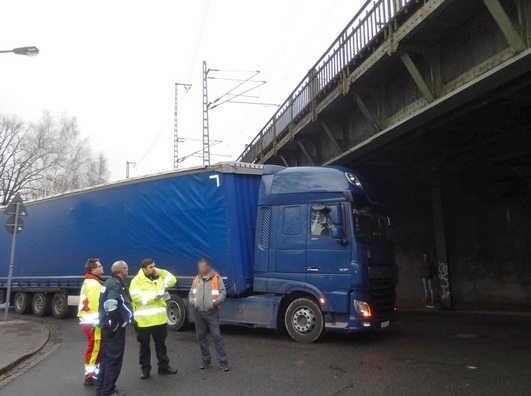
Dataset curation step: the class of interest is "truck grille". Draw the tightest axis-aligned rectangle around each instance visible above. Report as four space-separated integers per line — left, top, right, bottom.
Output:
368 266 394 315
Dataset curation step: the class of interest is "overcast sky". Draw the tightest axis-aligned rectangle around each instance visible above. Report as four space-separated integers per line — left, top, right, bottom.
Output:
1 0 364 180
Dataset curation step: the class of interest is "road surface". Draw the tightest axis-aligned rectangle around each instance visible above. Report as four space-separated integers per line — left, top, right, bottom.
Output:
1 311 530 396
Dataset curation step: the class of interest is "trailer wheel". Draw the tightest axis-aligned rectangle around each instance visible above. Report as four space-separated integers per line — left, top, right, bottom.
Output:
284 298 324 343
14 292 32 314
166 294 187 331
51 293 68 319
32 293 51 317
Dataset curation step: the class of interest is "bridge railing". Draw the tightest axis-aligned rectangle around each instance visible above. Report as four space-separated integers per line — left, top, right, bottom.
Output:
238 0 413 162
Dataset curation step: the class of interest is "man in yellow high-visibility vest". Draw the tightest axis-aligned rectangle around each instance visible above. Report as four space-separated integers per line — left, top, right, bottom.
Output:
129 258 177 379
77 258 105 386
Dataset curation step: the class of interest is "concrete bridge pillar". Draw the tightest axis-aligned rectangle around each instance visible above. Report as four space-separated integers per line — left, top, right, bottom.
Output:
431 186 453 309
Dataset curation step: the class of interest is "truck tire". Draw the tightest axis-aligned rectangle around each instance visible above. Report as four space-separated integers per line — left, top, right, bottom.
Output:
285 297 324 343
166 294 187 331
32 293 51 317
51 293 68 319
14 292 32 314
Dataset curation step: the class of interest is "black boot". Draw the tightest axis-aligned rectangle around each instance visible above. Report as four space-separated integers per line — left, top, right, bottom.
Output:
158 366 177 375
140 369 151 379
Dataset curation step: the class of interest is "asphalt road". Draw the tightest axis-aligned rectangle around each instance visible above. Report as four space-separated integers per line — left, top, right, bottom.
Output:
1 310 530 396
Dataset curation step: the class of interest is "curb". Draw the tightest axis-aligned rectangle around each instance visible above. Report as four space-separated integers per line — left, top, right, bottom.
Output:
397 308 531 317
0 320 50 376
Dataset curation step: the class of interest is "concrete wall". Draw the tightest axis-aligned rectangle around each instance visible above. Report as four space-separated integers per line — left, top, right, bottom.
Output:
443 169 531 310
391 188 438 305
392 166 531 310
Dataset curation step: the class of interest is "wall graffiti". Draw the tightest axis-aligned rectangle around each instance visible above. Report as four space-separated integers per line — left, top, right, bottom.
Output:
438 262 451 303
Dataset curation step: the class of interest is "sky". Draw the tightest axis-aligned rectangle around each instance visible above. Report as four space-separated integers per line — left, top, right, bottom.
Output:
1 0 364 181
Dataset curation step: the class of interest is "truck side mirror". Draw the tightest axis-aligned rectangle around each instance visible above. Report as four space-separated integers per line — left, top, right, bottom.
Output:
329 205 343 225
331 226 348 245
331 227 344 239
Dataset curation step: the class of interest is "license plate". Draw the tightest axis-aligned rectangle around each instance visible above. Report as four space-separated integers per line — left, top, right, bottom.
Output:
381 320 390 328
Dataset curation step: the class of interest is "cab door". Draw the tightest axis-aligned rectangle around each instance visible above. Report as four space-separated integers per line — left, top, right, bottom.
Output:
274 205 307 280
306 203 351 313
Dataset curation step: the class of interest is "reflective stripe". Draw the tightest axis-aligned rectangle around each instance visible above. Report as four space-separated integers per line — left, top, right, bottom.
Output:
79 312 99 325
77 293 87 311
130 288 157 306
134 307 166 317
138 291 157 305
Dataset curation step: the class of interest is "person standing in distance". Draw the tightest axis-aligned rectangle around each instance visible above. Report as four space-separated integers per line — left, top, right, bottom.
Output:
78 258 105 386
419 253 436 306
189 258 229 371
129 258 177 379
97 261 133 396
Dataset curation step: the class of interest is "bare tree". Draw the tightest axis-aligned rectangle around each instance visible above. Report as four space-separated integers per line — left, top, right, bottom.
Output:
0 111 110 204
0 115 53 204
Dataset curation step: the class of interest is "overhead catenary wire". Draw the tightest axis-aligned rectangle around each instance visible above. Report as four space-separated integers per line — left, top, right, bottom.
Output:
223 0 348 151
133 131 163 169
208 70 266 110
187 0 211 81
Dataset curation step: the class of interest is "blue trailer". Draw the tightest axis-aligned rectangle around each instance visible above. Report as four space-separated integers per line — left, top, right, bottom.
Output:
0 162 396 342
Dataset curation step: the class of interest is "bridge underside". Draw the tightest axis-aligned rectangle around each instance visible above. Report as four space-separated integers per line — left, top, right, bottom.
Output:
354 67 531 310
250 0 531 309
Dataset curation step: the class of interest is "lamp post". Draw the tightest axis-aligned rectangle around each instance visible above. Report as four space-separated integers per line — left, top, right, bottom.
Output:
0 46 39 56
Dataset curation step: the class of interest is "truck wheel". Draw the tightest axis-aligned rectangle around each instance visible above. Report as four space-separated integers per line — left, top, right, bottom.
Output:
51 293 68 319
166 294 187 331
285 298 324 343
32 293 51 317
14 292 32 314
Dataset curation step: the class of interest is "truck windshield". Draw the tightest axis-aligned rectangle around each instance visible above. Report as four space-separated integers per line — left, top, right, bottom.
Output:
352 194 391 242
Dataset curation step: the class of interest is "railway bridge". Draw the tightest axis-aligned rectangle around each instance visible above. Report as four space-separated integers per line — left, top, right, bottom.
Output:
240 0 531 309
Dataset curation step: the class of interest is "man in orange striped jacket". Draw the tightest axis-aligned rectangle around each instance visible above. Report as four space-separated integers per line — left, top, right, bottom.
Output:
77 258 105 386
189 258 229 371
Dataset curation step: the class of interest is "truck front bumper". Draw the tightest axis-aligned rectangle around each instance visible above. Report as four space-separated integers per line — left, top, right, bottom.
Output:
324 290 397 333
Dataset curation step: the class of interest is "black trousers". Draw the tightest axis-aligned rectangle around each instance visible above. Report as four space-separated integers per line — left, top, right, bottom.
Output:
96 326 126 396
136 324 170 371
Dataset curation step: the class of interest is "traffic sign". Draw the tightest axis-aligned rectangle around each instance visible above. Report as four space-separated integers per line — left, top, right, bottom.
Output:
2 193 27 321
5 215 24 235
3 193 27 216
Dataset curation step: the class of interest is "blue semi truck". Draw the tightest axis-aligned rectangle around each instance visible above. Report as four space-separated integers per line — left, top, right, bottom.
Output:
0 162 396 342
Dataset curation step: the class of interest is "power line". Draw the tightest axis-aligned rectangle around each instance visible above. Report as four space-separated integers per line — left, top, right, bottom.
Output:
225 100 280 107
187 0 211 81
209 81 267 110
208 68 260 73
137 131 163 167
207 70 268 110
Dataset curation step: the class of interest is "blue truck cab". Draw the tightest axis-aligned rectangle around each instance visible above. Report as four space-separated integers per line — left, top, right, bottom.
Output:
249 165 396 342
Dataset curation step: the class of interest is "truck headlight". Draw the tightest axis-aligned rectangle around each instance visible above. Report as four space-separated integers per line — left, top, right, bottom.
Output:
354 300 371 318
345 172 363 189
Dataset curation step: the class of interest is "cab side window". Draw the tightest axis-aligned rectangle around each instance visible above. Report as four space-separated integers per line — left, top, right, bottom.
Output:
310 208 334 236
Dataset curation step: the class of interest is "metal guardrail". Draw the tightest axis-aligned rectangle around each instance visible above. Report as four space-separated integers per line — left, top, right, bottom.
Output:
238 0 414 162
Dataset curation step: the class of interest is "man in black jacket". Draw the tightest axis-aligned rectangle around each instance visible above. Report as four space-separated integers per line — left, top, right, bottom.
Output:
96 261 133 396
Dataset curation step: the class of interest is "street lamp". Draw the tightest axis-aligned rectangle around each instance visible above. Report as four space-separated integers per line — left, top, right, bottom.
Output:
0 46 39 56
